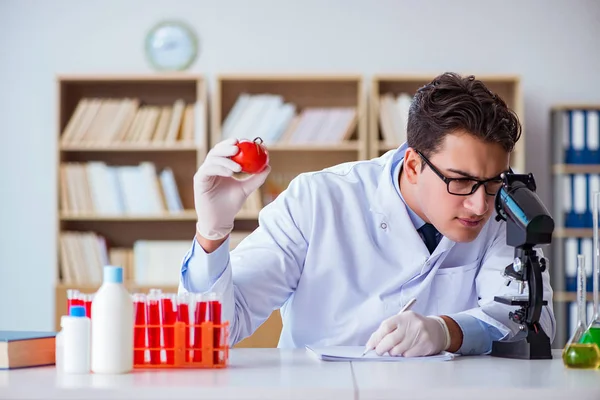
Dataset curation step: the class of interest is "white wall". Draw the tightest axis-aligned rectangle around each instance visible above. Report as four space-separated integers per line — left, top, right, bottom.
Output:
0 0 599 331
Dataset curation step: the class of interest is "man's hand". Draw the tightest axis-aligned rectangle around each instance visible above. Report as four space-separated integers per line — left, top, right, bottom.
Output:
194 138 270 243
365 311 451 357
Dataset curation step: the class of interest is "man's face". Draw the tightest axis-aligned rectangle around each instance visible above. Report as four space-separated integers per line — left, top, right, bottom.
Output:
411 131 510 243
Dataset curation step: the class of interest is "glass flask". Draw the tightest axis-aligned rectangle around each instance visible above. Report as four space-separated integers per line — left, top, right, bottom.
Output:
562 254 600 369
581 191 600 349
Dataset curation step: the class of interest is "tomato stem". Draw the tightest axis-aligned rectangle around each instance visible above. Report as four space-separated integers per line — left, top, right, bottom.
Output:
253 137 263 153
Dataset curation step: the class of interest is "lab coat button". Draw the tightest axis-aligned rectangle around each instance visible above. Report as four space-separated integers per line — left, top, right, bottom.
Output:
380 223 387 229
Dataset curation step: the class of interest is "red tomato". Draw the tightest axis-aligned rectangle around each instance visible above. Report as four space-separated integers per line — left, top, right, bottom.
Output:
230 137 269 174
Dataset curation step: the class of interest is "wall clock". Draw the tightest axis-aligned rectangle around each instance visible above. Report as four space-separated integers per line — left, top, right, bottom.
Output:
145 20 199 71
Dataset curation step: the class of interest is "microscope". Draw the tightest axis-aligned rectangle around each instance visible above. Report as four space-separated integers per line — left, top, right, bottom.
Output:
491 171 555 360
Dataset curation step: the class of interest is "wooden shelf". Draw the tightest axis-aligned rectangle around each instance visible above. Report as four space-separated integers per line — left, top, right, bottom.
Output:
554 291 595 302
377 142 400 152
553 164 600 174
213 74 367 157
554 228 593 238
551 104 600 111
369 74 525 172
55 282 179 291
60 211 197 222
56 74 207 333
212 73 368 223
235 210 260 220
60 143 199 152
267 142 361 152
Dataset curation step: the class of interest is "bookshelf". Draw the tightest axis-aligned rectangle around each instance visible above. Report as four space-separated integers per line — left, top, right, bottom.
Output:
550 104 600 347
369 74 526 173
209 74 367 346
213 74 367 174
55 74 207 330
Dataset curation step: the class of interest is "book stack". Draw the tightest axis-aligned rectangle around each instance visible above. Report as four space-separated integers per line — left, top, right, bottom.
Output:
0 331 56 370
378 93 413 146
221 93 357 145
60 98 196 146
59 162 183 215
59 233 251 286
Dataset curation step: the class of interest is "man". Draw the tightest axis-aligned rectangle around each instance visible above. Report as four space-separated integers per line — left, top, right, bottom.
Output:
180 72 555 357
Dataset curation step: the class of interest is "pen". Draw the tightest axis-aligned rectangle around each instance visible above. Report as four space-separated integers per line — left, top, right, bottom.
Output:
361 298 417 357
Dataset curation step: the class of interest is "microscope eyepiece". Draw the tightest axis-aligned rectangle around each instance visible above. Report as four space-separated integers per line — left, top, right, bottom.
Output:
494 172 554 248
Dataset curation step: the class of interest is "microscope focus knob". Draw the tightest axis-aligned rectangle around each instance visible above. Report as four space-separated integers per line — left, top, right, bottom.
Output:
540 257 547 273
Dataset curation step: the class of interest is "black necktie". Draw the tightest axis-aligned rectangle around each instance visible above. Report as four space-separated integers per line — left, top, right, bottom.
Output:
419 223 439 254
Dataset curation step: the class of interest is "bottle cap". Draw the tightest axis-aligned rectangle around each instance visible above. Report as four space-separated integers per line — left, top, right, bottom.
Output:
69 305 86 317
104 265 123 284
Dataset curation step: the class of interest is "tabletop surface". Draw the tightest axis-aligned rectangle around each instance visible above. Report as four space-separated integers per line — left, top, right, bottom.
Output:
1 349 354 400
2 348 600 400
352 349 600 400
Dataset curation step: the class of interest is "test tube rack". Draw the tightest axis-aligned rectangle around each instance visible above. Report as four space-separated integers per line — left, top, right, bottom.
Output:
134 320 230 369
66 289 230 369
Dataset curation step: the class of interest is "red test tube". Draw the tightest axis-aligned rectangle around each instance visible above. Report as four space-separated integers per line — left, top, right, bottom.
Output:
133 293 147 365
161 293 176 365
83 293 93 319
177 293 192 362
193 293 208 362
207 292 223 364
146 289 162 365
67 289 83 315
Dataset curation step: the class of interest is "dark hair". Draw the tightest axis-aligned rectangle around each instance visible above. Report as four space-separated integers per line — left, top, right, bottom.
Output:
407 72 522 161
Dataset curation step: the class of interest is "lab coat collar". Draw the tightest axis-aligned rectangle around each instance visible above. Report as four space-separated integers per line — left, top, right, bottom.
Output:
371 143 456 258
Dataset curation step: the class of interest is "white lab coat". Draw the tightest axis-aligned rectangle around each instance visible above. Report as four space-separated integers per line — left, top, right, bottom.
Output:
180 143 556 348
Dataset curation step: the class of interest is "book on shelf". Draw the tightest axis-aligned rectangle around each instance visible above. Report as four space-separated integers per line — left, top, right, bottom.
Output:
60 97 198 146
59 161 184 215
221 93 357 145
0 331 56 370
555 108 600 164
59 232 251 286
378 92 413 146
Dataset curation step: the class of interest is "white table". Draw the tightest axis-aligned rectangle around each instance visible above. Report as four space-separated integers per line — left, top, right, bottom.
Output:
1 349 600 399
352 349 600 400
0 349 354 400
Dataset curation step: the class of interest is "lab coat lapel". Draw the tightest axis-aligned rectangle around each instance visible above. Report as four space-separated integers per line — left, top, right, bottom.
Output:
371 144 456 271
371 145 430 267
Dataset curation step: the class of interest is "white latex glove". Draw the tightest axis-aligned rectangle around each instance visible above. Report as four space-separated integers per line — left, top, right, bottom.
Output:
194 138 271 240
365 311 451 357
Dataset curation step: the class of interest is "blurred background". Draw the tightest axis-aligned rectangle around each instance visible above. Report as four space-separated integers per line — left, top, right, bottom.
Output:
0 0 599 349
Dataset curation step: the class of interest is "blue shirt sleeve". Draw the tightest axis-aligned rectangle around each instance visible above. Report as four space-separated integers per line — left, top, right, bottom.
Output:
180 236 231 293
449 313 505 355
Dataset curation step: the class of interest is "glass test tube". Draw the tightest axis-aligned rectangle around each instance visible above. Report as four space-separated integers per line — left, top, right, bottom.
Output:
581 191 600 347
161 293 177 365
133 293 148 365
193 293 207 362
83 293 93 318
176 293 192 362
66 289 83 315
208 292 223 364
563 254 600 368
146 289 162 365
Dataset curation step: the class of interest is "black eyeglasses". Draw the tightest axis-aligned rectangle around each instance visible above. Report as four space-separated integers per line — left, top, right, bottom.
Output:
415 150 505 196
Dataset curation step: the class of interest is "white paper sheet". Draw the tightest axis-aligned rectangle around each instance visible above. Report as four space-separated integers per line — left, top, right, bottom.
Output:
305 345 455 362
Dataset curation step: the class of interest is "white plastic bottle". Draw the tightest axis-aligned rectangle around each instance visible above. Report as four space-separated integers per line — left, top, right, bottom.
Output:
62 305 91 374
91 265 134 374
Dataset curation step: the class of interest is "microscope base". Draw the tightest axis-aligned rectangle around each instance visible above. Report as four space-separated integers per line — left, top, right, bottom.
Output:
491 328 552 360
